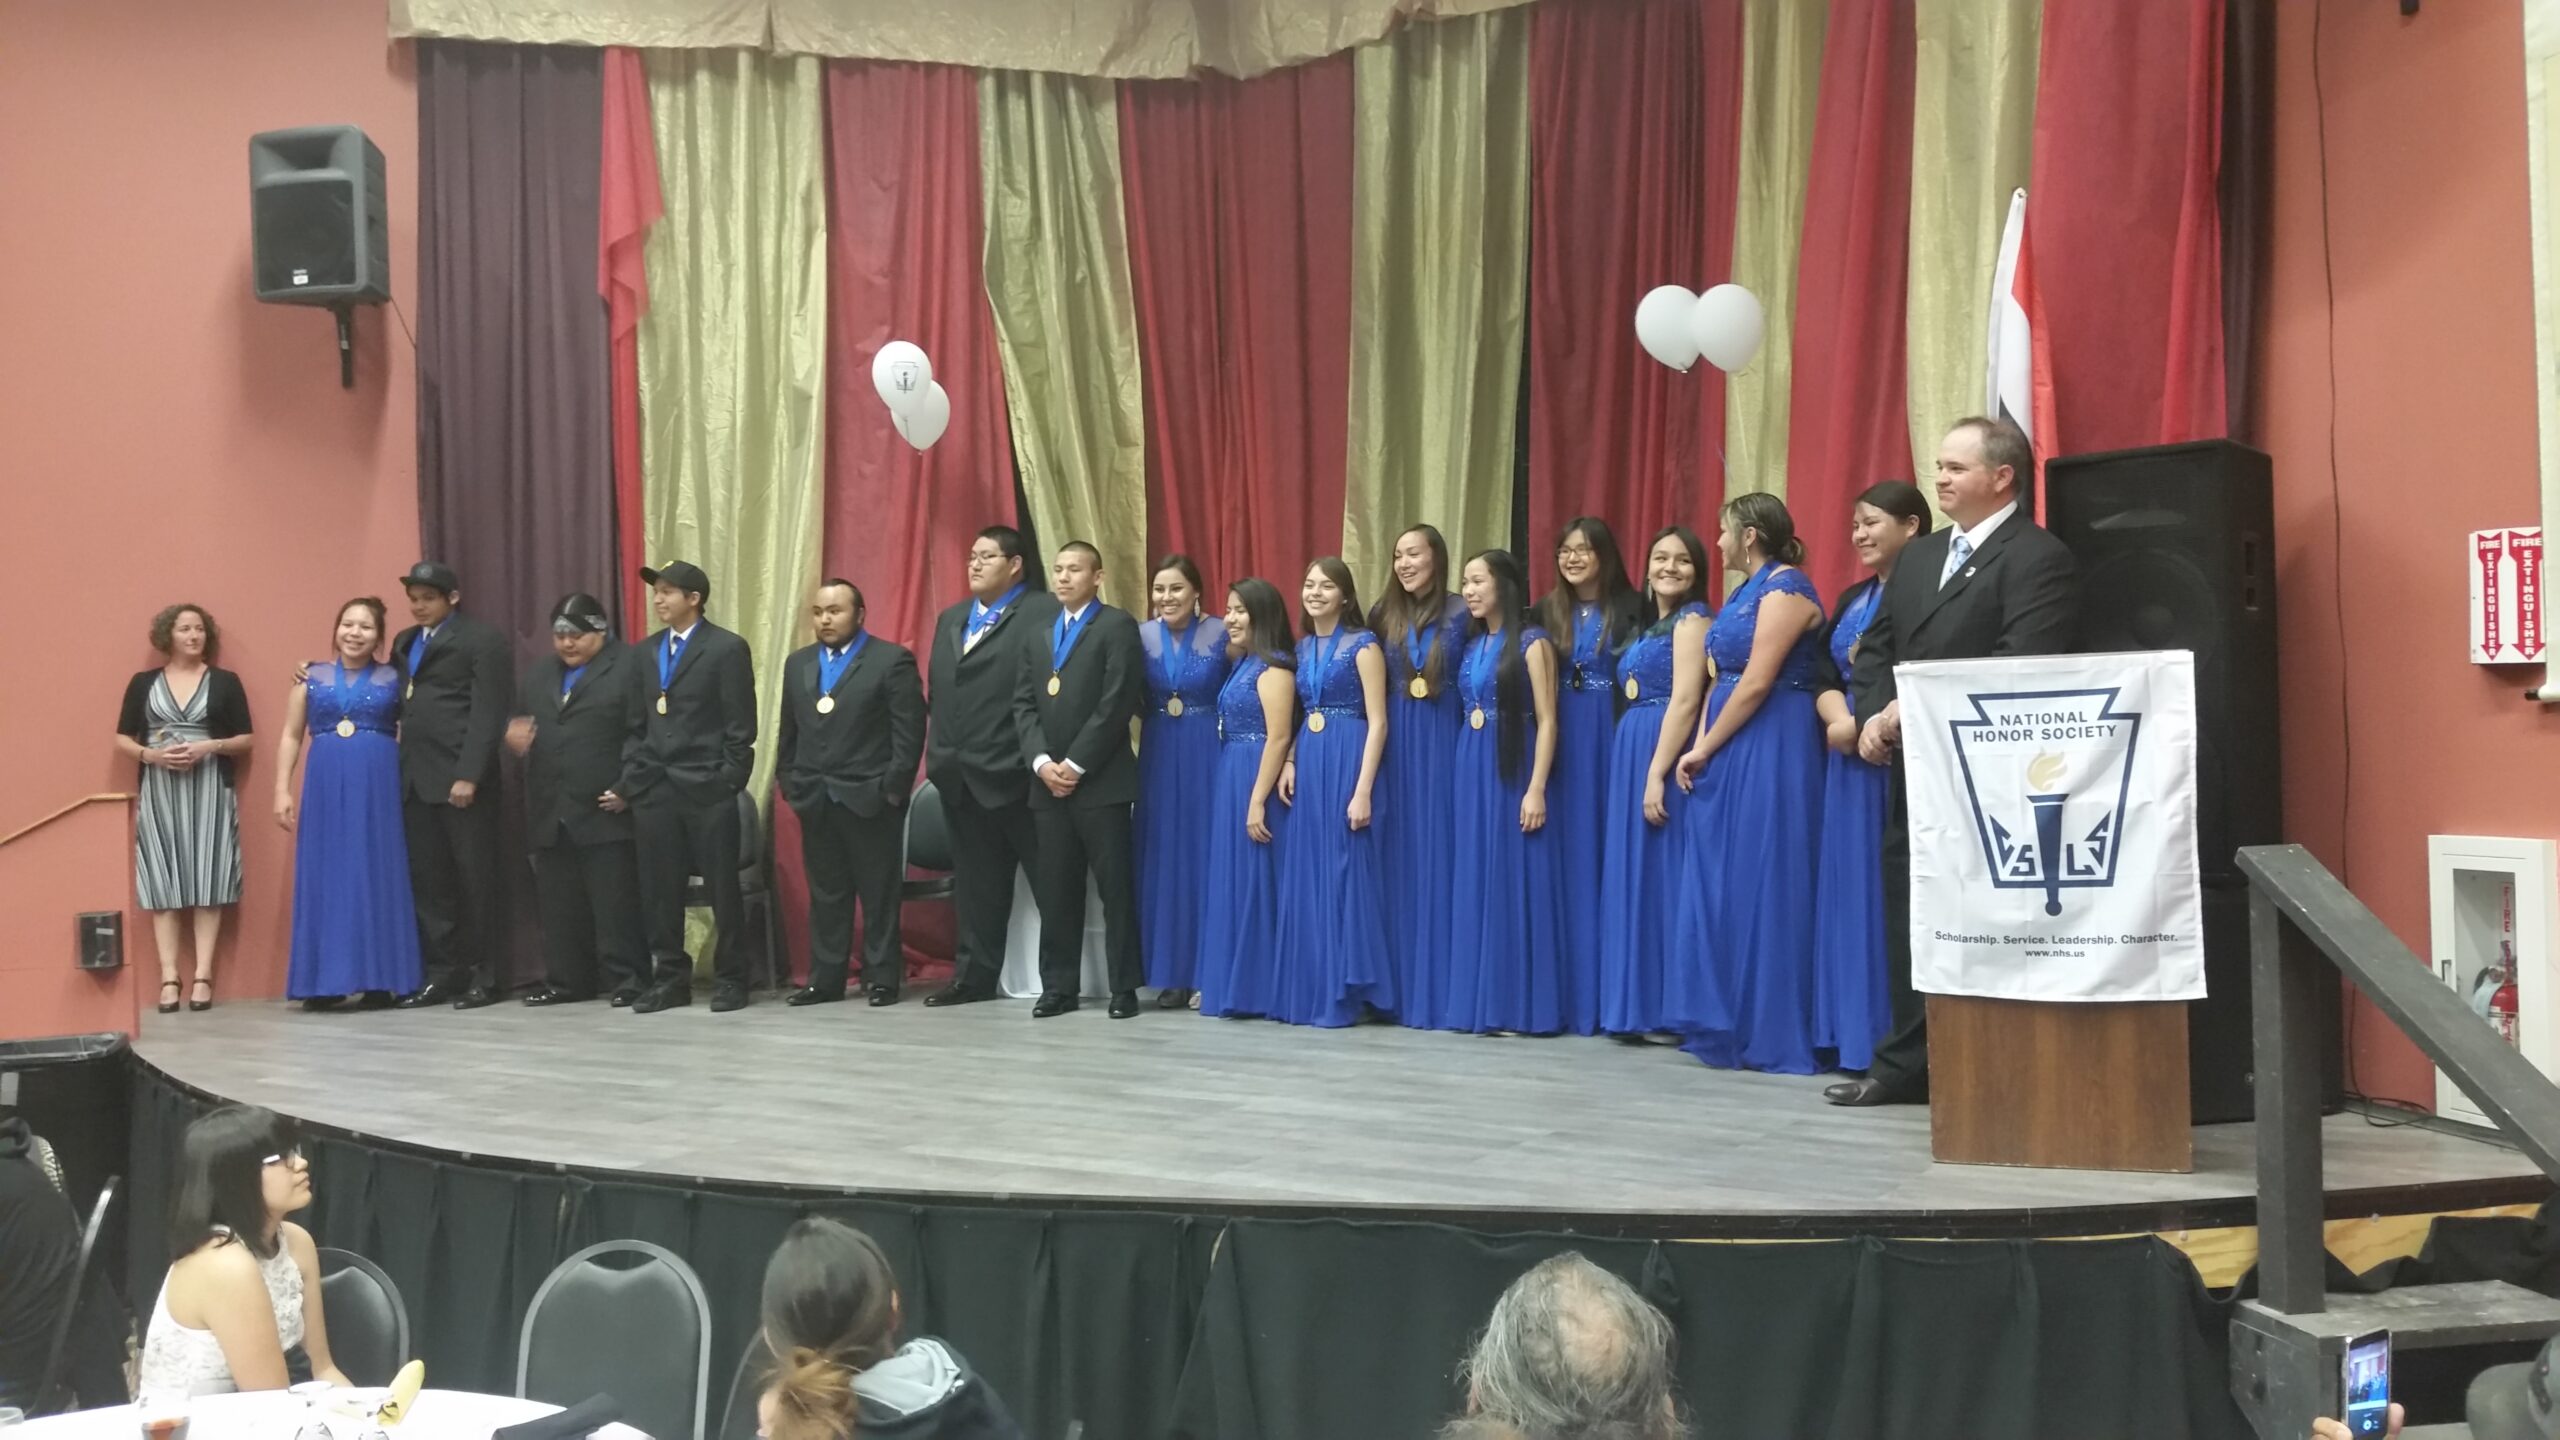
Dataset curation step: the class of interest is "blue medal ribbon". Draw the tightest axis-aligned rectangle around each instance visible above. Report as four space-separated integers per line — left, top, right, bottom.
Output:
407 626 434 680
659 627 690 692
1051 607 1095 676
1462 631 1502 708
967 583 1026 645
818 631 869 696
1301 629 1346 709
559 662 587 701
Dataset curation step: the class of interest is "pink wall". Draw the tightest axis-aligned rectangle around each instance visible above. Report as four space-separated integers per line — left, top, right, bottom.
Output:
2262 0 2560 1104
0 1 419 1038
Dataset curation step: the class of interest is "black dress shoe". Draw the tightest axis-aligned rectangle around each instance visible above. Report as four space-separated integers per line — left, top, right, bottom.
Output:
609 988 640 1008
1154 987 1191 1011
710 983 748 1013
1108 990 1140 1019
397 983 455 1009
785 986 843 1007
522 987 588 1007
632 985 691 1014
1031 992 1080 1018
866 986 900 1007
452 987 502 1011
356 990 400 1010
299 996 344 1013
924 980 996 1008
1822 1076 1916 1108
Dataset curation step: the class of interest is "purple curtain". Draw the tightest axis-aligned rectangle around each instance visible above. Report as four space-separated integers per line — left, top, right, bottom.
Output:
416 40 612 986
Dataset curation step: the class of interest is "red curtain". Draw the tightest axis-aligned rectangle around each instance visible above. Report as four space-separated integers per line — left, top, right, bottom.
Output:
1119 57 1354 599
1787 0 1916 603
597 46 660 636
1526 0 1745 561
2027 0 2227 455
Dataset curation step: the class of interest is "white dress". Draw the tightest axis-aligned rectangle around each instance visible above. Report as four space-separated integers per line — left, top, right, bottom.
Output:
137 1231 305 1399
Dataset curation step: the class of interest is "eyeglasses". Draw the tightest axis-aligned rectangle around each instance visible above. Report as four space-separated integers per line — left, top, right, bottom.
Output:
1555 544 1597 560
261 1149 307 1169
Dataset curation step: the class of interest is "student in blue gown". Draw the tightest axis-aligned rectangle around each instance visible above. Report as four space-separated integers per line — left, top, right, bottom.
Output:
1194 579 1298 1020
1134 555 1233 1008
1596 526 1714 1039
1672 494 1828 1073
1270 559 1396 1027
1368 523 1465 1023
1812 482 1932 1070
1537 517 1647 1035
1437 550 1568 1035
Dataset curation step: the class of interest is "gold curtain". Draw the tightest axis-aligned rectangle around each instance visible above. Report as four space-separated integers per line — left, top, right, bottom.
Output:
1341 10 1532 598
1904 0 2041 491
1723 0 1829 503
636 47 827 824
979 70 1150 603
390 0 768 49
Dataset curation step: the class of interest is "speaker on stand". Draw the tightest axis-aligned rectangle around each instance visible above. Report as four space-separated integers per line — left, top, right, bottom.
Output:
2045 439 2342 1122
249 125 389 388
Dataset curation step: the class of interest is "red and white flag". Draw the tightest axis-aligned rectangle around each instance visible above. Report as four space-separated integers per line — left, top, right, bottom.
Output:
1986 187 2058 517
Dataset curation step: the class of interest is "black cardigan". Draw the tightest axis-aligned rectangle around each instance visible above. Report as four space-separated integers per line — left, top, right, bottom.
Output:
117 666 253 786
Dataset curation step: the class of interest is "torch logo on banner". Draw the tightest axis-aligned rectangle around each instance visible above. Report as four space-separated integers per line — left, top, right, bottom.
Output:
1951 689 2143 917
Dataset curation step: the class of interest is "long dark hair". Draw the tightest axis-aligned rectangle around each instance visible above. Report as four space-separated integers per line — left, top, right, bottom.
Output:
759 1218 900 1440
1854 479 1933 535
1538 517 1645 658
1300 557 1368 638
169 1104 296 1259
1465 549 1538 784
1721 492 1806 569
1370 524 1453 689
1641 526 1714 633
1228 579 1298 670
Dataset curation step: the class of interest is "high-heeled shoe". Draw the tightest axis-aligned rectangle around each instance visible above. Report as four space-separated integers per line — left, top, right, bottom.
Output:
188 979 213 1012
157 981 180 1015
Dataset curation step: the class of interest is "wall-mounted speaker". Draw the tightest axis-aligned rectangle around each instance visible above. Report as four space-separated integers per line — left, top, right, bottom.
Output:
249 125 388 307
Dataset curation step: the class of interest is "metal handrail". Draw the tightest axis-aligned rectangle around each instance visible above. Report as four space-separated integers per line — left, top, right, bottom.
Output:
2240 842 2560 1314
0 794 130 851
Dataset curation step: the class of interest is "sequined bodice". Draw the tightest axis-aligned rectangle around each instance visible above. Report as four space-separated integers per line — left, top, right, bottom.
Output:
1708 568 1824 690
1565 604 1614 690
303 661 402 734
1143 617 1231 711
1617 603 1709 705
1296 629 1376 713
1218 657 1279 742
1458 627 1552 711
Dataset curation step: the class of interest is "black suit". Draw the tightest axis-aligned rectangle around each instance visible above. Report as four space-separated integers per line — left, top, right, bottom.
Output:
624 619 759 992
391 610 514 992
1849 508 2079 1097
926 586 1061 989
778 634 924 996
518 644 649 998
1015 601 1145 996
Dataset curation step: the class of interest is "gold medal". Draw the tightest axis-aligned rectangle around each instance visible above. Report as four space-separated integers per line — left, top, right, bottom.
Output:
1307 712 1327 734
1469 707 1486 730
816 694 835 715
335 718 356 738
1166 696 1185 718
1408 675 1429 700
1047 674 1062 696
656 694 668 714
1625 676 1640 701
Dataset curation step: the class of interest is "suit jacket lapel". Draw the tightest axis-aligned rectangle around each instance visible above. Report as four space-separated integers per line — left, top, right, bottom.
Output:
663 625 708 691
964 599 1023 665
1912 521 2019 636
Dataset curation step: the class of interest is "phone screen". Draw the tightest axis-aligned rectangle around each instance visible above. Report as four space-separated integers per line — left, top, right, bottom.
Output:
2343 1329 2392 1437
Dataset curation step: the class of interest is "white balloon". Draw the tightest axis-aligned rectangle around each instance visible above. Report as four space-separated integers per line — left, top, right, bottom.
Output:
872 341 934 416
1688 284 1766 374
1633 285 1701 372
895 382 952 451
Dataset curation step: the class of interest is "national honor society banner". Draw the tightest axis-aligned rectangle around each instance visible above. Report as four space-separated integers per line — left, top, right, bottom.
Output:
1898 651 2206 1002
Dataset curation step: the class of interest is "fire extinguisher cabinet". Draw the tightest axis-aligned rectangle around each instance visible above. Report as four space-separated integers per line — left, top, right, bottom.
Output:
2429 834 2560 1127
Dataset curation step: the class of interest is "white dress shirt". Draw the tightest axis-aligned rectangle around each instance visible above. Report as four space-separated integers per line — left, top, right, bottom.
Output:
1939 500 2019 588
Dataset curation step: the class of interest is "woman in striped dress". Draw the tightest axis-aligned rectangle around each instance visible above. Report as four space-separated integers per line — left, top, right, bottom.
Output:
115 604 253 1014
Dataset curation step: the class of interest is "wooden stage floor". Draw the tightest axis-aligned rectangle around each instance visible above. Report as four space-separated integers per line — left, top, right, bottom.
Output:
136 997 2550 1236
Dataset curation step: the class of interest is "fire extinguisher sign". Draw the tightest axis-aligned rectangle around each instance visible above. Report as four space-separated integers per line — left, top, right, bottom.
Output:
2471 527 2548 665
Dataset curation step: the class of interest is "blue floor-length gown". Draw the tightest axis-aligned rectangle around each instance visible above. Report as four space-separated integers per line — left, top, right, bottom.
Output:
1373 594 1465 1024
1196 657 1292 1019
1812 578 1892 1070
1552 603 1616 1035
287 660 424 999
1675 566 1828 1074
1596 602 1709 1035
1436 627 1570 1035
1135 616 1233 992
1270 628 1396 1026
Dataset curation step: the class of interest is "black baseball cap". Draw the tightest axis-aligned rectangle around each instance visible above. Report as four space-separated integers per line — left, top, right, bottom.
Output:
550 593 612 636
399 561 459 595
2470 1335 2560 1440
640 559 710 602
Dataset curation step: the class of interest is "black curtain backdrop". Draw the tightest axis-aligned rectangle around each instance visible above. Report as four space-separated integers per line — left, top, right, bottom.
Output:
414 40 614 988
130 1066 2262 1440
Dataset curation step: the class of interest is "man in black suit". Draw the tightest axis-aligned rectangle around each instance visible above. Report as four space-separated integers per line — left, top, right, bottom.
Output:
623 559 760 1014
1016 540 1146 1019
506 593 649 1007
778 578 924 1008
388 561 514 1010
1830 416 2080 1107
922 526 1059 1008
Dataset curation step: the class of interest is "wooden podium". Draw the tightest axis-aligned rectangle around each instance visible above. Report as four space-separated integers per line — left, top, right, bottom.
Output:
1927 994 2194 1172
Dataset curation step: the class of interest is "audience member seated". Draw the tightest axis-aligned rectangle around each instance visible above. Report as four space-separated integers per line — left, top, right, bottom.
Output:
137 1105 347 1397
1441 1252 1682 1440
757 1216 1025 1440
0 1113 127 1412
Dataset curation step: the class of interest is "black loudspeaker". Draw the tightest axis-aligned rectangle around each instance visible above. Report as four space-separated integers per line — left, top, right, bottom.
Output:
2046 439 2326 1122
249 125 388 306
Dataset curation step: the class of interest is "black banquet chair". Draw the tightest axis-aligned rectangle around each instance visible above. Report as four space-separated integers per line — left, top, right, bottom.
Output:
33 1174 117 1416
316 1247 410 1387
519 1239 713 1440
683 789 782 993
717 1334 766 1440
901 779 954 905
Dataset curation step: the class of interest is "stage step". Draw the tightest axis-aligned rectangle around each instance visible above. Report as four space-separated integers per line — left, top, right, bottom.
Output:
2233 1283 2560 1438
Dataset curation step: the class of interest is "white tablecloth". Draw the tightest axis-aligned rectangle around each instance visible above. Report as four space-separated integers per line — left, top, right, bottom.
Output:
20 1390 559 1440
997 868 1114 999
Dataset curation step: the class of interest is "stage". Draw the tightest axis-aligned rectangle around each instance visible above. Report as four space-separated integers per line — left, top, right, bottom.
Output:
133 997 2546 1237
